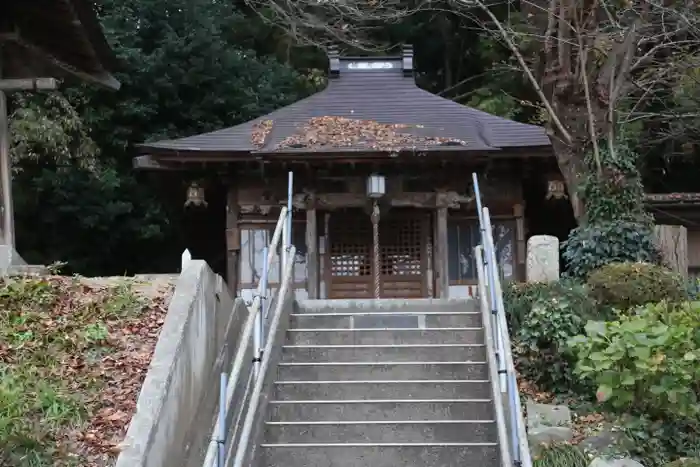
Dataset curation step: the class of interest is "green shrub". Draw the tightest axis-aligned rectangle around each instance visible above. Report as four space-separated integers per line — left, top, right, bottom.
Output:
623 415 700 467
562 221 661 279
504 280 599 394
686 277 700 301
570 301 700 418
533 443 588 467
587 262 685 311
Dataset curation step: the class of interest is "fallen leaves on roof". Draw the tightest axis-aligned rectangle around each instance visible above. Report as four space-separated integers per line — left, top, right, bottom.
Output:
251 119 274 148
0 274 175 467
275 116 467 151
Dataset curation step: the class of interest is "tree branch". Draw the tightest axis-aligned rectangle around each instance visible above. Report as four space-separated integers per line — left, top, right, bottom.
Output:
463 0 574 144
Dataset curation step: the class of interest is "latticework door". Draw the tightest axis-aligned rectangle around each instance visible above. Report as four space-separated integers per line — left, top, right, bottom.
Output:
327 210 373 298
379 211 429 298
326 209 429 299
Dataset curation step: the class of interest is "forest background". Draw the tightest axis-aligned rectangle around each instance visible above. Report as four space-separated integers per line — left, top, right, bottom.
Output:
14 0 700 276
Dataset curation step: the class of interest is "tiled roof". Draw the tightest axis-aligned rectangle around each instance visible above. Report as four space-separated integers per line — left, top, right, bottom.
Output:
138 46 550 157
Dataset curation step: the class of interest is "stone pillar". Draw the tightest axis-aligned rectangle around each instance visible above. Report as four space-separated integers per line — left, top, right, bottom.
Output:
526 235 559 282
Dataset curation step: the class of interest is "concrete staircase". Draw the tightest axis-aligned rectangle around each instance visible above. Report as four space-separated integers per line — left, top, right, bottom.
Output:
258 299 503 467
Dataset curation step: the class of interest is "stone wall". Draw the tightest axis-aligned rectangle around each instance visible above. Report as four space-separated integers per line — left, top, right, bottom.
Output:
115 261 247 467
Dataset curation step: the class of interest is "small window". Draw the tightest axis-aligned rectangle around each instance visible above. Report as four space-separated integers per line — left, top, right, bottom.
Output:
240 228 281 288
447 219 515 284
241 220 308 289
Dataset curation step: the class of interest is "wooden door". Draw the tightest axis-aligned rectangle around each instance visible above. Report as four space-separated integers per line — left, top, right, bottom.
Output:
326 209 429 299
326 210 373 298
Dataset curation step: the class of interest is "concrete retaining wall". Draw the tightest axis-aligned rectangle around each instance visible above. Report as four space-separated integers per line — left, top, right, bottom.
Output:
115 260 248 467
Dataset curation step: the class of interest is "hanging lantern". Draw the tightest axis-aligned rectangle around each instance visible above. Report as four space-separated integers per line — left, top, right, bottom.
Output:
184 182 207 208
546 179 568 200
366 174 386 199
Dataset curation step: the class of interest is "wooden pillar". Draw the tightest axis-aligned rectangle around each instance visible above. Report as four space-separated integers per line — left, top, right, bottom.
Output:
435 204 449 298
306 199 319 299
514 203 526 281
225 183 240 296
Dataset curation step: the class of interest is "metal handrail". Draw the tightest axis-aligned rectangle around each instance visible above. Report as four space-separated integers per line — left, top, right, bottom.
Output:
476 245 513 467
204 172 295 467
231 246 296 467
473 172 532 467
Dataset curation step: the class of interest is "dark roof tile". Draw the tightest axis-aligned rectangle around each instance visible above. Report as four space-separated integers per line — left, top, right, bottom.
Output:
139 48 550 157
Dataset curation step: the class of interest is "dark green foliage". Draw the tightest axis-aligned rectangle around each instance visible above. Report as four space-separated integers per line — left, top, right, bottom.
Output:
562 222 662 279
11 0 315 275
587 262 686 311
686 278 700 300
504 280 599 394
624 416 700 467
579 144 649 225
562 144 660 279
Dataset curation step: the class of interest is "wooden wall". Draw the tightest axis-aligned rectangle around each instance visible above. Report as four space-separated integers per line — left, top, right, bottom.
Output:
227 168 526 299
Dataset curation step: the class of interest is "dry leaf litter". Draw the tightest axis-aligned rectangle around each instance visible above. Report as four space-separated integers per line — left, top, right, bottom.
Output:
0 274 175 467
274 116 467 151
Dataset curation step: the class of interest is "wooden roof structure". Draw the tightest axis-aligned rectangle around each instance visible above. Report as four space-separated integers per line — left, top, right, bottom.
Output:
2 0 119 89
136 46 550 167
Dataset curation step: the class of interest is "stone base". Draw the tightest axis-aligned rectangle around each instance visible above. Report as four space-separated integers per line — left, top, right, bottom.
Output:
0 244 48 276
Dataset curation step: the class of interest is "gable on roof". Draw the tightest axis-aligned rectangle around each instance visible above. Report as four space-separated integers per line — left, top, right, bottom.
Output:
138 45 550 156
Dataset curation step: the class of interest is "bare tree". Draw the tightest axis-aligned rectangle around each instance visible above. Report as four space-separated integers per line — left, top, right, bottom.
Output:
245 0 700 222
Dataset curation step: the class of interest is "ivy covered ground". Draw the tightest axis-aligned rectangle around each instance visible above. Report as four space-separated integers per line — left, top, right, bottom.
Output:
0 275 174 466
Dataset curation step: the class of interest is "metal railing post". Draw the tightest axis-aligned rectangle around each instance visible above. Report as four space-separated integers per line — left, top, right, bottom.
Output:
482 208 507 389
283 171 293 271
472 172 528 467
204 204 291 467
253 246 269 378
217 372 227 467
232 247 296 467
483 215 520 465
473 174 504 387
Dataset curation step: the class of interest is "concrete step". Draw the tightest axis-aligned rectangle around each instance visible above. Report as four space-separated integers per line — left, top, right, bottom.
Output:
287 328 484 345
259 443 499 467
281 344 487 363
268 399 495 422
264 420 498 443
289 312 482 329
295 299 478 315
273 380 492 400
276 362 488 381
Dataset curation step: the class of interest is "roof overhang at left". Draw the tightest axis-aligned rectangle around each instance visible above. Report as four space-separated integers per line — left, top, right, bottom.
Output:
1 0 120 90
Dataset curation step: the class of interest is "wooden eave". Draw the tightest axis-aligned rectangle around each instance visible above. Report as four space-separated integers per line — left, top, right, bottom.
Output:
1 0 120 89
133 145 554 171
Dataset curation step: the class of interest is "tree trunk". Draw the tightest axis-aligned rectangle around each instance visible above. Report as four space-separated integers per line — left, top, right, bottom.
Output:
551 137 586 222
548 98 610 225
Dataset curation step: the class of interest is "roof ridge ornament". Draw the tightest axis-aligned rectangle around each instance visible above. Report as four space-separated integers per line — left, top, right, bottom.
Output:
328 45 340 78
402 44 414 77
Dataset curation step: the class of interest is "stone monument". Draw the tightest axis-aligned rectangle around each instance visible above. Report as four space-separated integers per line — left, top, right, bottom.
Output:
526 235 559 282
